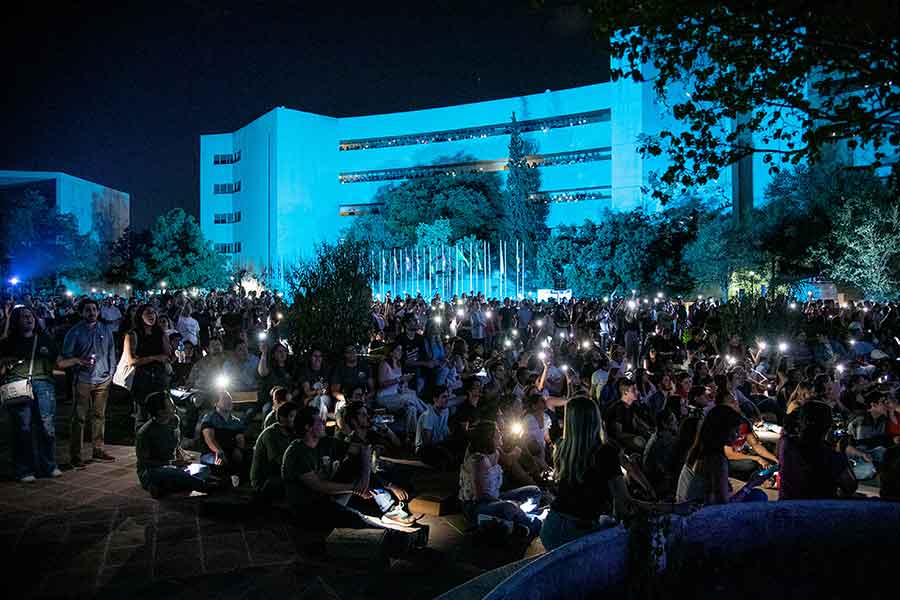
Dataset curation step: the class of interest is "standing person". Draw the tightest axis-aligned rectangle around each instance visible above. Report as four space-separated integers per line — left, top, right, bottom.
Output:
123 305 172 432
63 299 117 466
1 306 72 481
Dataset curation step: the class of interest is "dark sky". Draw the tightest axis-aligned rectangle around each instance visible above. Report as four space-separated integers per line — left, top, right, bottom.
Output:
3 0 608 231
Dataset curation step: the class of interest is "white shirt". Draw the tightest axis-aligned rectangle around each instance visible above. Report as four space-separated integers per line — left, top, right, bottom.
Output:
459 451 502 502
415 406 449 452
177 315 200 346
525 412 551 452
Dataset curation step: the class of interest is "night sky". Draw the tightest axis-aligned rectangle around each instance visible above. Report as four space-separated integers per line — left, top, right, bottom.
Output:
3 1 608 231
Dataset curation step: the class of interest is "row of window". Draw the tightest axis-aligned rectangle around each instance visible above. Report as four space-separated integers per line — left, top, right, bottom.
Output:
338 109 611 151
214 211 242 224
215 242 242 254
338 147 612 184
529 185 613 204
213 150 242 164
213 181 242 194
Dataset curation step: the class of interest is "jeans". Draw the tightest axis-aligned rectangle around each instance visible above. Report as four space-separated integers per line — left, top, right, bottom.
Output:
139 465 207 496
132 365 169 432
70 379 110 459
540 509 617 551
464 485 543 537
6 379 57 479
374 391 425 433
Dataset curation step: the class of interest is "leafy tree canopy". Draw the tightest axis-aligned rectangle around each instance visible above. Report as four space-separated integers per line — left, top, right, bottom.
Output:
132 208 228 290
584 0 900 202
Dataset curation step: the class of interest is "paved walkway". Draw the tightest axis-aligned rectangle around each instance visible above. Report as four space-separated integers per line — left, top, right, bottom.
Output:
0 442 546 599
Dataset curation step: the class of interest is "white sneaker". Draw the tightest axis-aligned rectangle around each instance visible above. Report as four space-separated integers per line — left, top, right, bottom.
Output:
19 475 36 483
50 468 63 478
230 475 240 488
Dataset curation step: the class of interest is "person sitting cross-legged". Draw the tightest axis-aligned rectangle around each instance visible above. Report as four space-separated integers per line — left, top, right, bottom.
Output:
136 392 210 499
250 401 299 503
199 391 250 484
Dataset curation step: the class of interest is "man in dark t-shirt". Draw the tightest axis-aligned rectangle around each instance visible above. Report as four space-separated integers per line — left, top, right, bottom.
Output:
330 345 374 403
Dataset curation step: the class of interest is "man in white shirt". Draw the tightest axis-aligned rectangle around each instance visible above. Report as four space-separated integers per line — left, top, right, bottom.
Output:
415 385 454 468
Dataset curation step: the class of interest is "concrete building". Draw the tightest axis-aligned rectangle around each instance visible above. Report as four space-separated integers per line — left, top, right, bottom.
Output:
200 69 749 274
0 170 130 246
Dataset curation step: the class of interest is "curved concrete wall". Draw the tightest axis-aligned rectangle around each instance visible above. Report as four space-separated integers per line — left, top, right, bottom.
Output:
481 501 900 600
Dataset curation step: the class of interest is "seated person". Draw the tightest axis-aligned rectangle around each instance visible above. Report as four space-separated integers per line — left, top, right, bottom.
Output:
676 405 772 505
522 391 551 471
716 389 778 480
848 394 899 466
451 380 483 435
415 385 456 468
458 420 543 539
227 337 261 392
283 407 410 533
603 378 651 453
779 401 858 500
262 386 290 430
642 409 679 499
199 391 250 483
136 392 209 498
250 401 298 501
336 402 417 525
542 397 690 551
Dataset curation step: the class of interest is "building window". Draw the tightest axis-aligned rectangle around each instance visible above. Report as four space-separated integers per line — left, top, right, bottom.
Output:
214 211 242 224
213 181 242 194
338 147 611 184
338 109 610 151
215 242 242 254
529 185 613 204
213 150 242 165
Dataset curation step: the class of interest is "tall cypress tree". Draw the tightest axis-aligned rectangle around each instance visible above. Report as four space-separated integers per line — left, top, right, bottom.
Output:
503 112 546 274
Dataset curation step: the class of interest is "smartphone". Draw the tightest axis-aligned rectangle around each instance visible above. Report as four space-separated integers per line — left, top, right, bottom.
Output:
757 465 779 479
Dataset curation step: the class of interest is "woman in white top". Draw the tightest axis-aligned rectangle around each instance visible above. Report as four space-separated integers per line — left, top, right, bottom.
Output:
176 303 200 346
376 343 427 436
458 421 543 538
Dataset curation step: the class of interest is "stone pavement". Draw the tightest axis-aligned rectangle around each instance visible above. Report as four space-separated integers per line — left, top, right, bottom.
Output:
0 444 546 599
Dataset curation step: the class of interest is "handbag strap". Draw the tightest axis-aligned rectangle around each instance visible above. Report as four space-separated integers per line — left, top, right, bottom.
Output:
27 335 37 379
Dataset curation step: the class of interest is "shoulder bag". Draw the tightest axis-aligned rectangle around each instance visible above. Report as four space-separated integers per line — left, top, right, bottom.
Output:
113 332 137 390
0 336 38 406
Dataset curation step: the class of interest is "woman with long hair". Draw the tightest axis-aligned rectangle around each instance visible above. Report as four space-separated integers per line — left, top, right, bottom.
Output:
541 396 690 550
0 306 82 481
124 304 171 432
376 342 428 436
676 405 771 505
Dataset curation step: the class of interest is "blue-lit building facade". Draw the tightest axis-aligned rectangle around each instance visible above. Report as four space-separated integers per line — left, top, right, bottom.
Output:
200 70 764 274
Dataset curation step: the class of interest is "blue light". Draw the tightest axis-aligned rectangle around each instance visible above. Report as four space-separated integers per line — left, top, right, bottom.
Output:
9 277 19 285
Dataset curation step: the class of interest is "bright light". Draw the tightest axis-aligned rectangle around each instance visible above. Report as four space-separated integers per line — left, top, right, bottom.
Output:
840 303 848 309
726 355 736 365
215 374 231 389
642 299 649 304
126 285 132 291
456 309 465 318
519 497 537 514
582 340 591 349
510 421 524 437
631 289 636 295
789 302 797 309
457 299 464 306
511 329 518 337
627 300 637 310
626 363 633 371
277 313 284 320
160 281 167 288
757 341 767 350
836 364 846 373
537 351 547 361
433 315 442 324
697 295 704 300
561 364 569 372
863 307 869 313
603 296 609 303
749 271 756 276
656 292 664 299
849 339 857 346
485 310 493 319
536 319 544 328
540 339 549 348
778 342 788 353
91 288 97 293
807 291 813 297
276 292 283 298
558 331 566 339
258 332 267 342
8 277 19 285
65 291 73 297
503 339 512 348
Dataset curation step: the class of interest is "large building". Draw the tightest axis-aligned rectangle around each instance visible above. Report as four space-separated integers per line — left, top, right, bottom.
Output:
200 69 766 274
0 170 130 244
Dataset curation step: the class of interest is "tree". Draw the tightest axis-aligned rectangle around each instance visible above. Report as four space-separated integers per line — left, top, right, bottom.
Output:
682 211 764 298
101 227 149 285
132 209 228 290
415 219 453 250
286 239 375 359
0 188 101 285
503 113 547 270
587 0 900 202
345 153 506 246
810 185 900 299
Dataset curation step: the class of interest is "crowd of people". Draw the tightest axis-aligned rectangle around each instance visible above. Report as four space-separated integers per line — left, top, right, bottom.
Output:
2 286 900 549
